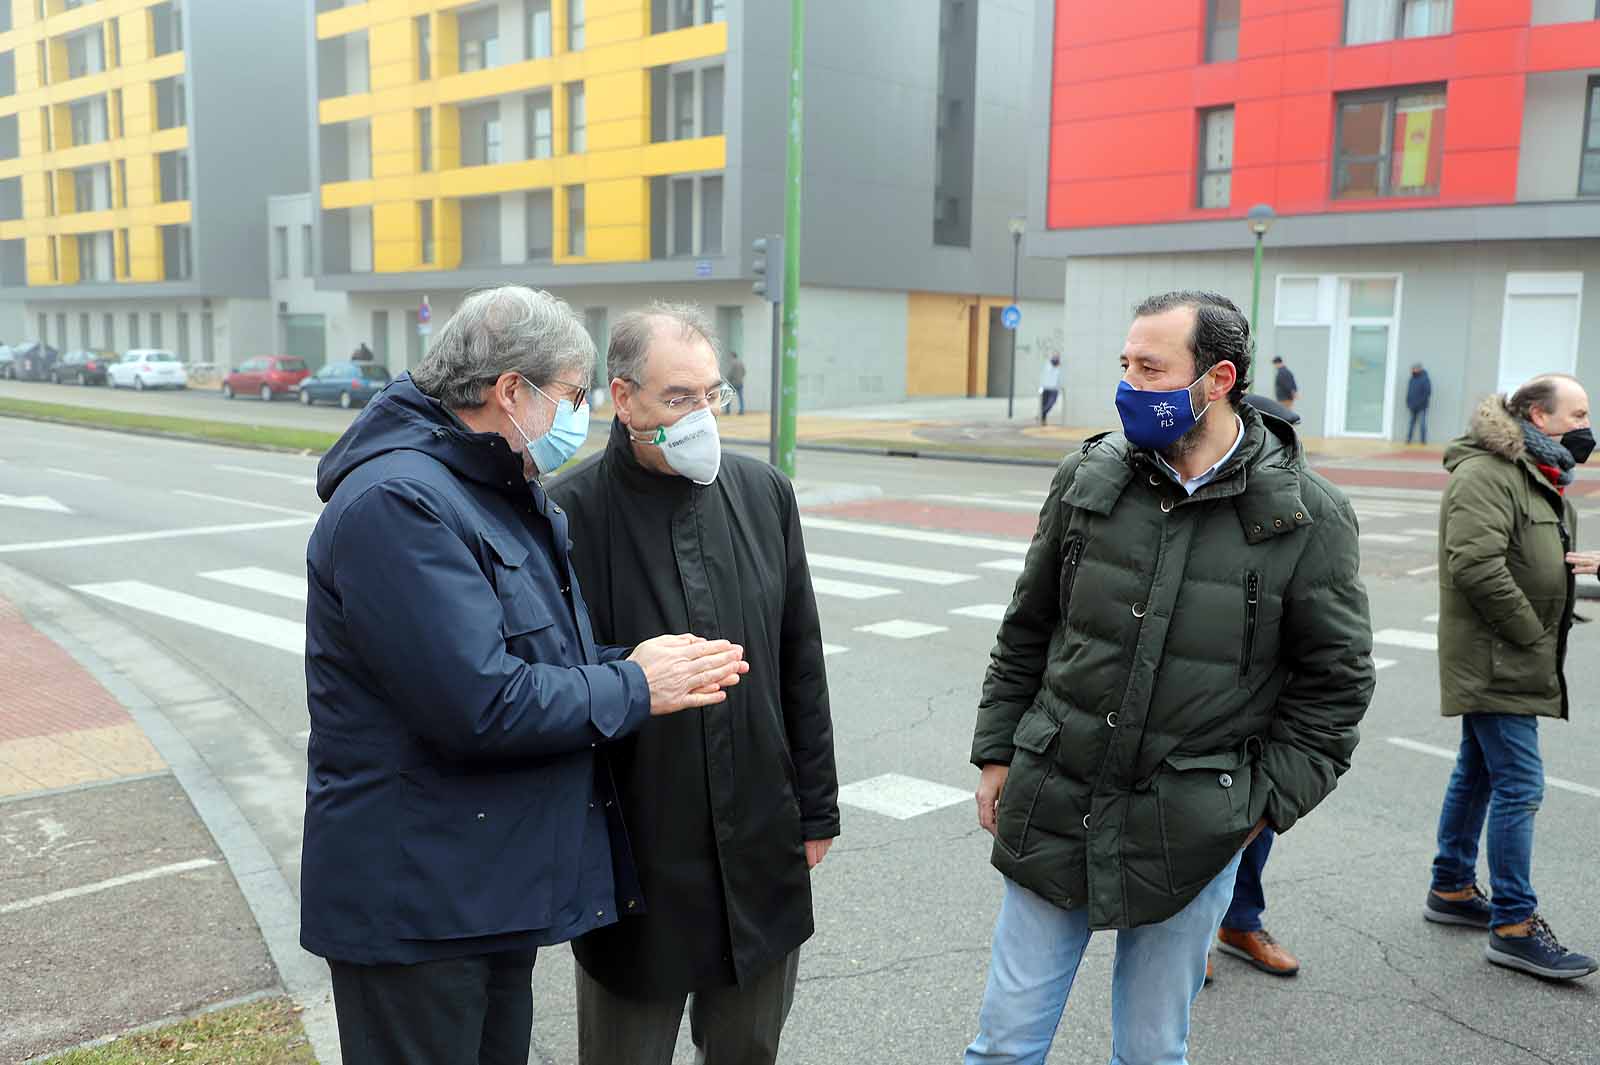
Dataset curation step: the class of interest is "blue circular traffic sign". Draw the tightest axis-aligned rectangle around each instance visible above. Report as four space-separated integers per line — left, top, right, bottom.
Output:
1001 305 1021 330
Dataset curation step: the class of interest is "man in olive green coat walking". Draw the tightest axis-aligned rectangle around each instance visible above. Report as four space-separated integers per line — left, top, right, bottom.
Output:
965 291 1374 1065
1425 375 1598 980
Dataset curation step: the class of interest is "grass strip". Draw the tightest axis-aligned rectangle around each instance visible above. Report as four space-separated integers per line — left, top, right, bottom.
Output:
0 398 341 453
36 997 318 1065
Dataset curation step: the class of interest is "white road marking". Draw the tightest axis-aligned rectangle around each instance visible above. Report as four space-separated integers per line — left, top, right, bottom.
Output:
1374 658 1398 671
822 643 849 657
1386 738 1600 799
0 493 72 513
803 517 1028 554
1407 563 1440 576
837 773 971 820
1403 528 1438 537
73 582 305 654
0 858 218 915
0 517 313 554
921 493 1045 512
980 558 1025 574
213 463 316 486
854 619 949 640
1354 510 1403 521
807 553 975 586
201 567 308 603
45 467 110 482
950 604 1008 621
1360 533 1414 544
811 577 899 601
1374 628 1438 651
174 489 319 518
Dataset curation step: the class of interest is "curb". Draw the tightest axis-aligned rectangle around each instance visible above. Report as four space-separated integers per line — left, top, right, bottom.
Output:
0 409 329 456
0 564 340 1065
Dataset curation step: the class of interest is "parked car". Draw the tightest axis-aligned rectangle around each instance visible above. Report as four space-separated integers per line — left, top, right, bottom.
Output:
299 361 392 409
11 341 61 382
53 349 118 386
108 348 188 391
222 355 312 402
0 345 14 380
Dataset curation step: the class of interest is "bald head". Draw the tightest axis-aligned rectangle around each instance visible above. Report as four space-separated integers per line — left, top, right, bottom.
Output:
1510 373 1590 438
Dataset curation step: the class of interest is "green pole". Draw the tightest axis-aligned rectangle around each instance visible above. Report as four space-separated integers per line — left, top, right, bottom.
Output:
1249 232 1264 340
777 0 804 478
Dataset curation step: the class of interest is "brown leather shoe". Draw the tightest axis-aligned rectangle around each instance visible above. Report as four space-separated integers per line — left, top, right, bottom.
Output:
1217 928 1300 977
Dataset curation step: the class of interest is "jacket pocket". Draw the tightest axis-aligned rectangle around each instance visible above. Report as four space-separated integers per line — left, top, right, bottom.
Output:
1489 622 1559 698
995 708 1061 859
1239 570 1260 682
1058 535 1086 620
1155 751 1253 895
480 530 560 646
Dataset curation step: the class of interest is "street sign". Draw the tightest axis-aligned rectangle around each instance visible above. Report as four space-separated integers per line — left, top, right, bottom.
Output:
418 296 431 325
695 260 712 278
1001 305 1021 330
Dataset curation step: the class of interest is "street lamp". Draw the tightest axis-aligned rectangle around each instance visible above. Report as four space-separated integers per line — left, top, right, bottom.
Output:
1006 214 1026 420
1246 203 1276 341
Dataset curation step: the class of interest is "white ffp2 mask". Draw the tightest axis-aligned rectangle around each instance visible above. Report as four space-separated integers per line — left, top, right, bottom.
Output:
643 406 722 485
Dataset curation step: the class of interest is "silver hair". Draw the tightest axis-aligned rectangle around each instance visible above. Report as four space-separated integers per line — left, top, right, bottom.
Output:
607 301 720 385
412 286 595 410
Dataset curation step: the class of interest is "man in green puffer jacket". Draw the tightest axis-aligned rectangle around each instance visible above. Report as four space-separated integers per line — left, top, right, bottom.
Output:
964 291 1374 1065
1423 376 1598 981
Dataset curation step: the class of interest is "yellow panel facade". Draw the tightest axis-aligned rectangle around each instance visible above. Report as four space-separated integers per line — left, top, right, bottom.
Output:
323 0 727 273
906 292 980 398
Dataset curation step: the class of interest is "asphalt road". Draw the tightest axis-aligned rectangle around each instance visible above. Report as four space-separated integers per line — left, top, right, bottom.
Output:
2 415 1598 1064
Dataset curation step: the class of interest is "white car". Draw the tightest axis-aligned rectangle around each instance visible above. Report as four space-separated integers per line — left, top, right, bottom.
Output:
109 349 188 391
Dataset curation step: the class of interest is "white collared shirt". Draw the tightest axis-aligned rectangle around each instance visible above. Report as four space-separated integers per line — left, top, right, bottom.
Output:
1154 415 1245 496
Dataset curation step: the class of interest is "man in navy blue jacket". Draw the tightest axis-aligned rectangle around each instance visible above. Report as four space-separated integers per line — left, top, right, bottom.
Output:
302 286 749 1065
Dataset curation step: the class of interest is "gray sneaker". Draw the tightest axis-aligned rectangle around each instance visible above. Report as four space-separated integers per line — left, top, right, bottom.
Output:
1486 915 1599 981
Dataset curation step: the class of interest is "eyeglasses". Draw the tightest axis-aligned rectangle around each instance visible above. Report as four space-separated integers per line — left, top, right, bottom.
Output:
525 376 588 410
627 379 736 414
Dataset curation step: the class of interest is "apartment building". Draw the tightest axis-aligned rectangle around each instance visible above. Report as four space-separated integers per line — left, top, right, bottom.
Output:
0 0 308 363
1030 0 1600 442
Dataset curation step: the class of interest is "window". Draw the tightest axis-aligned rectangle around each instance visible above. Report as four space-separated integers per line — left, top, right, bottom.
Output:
1334 86 1446 199
933 0 976 246
45 174 55 216
69 96 109 145
568 0 584 50
66 27 106 79
665 65 724 141
1197 107 1233 208
157 150 187 202
671 178 693 256
416 16 431 80
274 226 289 278
176 311 188 360
302 224 314 277
419 201 434 264
1207 0 1240 62
566 185 584 256
109 17 120 66
526 0 551 59
702 66 724 136
155 76 186 129
72 165 108 211
112 89 123 136
460 102 502 166
115 158 126 207
667 174 722 256
103 312 113 346
459 7 499 73
56 314 66 349
700 175 722 254
673 71 695 139
526 189 553 259
78 233 111 281
117 227 128 276
526 91 553 158
162 224 191 280
38 41 49 87
150 312 163 346
567 82 585 152
667 0 722 28
201 311 214 361
37 312 46 346
1345 0 1452 45
1582 77 1600 197
128 312 140 348
706 0 726 21
40 106 51 151
79 313 90 347
151 1 183 55
417 108 432 171
460 196 501 264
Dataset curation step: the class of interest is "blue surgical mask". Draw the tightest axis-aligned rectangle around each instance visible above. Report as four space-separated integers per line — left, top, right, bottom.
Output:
1115 372 1213 451
510 377 591 475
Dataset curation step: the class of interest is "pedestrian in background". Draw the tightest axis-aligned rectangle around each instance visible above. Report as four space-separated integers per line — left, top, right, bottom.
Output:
1211 829 1299 981
967 290 1373 1065
300 286 750 1064
727 350 747 415
1039 353 1061 426
1407 363 1432 445
1272 355 1298 410
1425 373 1598 981
552 304 839 1065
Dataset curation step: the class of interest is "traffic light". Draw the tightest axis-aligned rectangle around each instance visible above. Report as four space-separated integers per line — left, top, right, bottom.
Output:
752 235 784 303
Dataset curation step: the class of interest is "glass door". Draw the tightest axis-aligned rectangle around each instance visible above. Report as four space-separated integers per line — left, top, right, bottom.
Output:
1327 277 1401 438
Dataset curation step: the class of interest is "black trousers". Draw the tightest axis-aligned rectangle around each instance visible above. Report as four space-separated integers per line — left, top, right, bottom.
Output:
330 949 537 1065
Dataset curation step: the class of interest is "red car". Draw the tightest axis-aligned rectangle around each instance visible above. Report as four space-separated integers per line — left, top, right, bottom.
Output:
222 355 312 402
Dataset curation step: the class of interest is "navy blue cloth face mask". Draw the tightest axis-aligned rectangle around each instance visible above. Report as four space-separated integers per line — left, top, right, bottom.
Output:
1114 369 1216 451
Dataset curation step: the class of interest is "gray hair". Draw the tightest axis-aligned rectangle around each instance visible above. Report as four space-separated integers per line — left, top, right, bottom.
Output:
607 301 720 385
412 286 595 410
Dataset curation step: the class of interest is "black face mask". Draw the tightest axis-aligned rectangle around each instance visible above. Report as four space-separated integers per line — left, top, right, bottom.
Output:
1561 428 1595 465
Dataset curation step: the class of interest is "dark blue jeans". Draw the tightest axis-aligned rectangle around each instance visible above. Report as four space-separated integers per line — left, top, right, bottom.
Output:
1431 714 1543 928
1222 827 1274 932
1407 408 1428 444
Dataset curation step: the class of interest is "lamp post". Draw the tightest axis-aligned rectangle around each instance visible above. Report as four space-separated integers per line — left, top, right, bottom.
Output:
1005 214 1026 420
1246 203 1276 341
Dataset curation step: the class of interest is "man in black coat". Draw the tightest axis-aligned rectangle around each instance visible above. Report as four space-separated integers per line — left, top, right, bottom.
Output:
1407 363 1433 444
1272 355 1299 410
551 302 841 1065
301 286 750 1065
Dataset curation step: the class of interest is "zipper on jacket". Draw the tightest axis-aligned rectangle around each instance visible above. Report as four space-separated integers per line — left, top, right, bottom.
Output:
1240 570 1260 680
1059 535 1086 618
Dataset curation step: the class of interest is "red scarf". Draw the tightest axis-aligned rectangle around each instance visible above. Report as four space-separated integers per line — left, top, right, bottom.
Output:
1536 464 1567 495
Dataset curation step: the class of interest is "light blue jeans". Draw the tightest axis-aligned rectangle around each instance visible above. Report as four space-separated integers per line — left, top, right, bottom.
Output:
966 851 1243 1065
